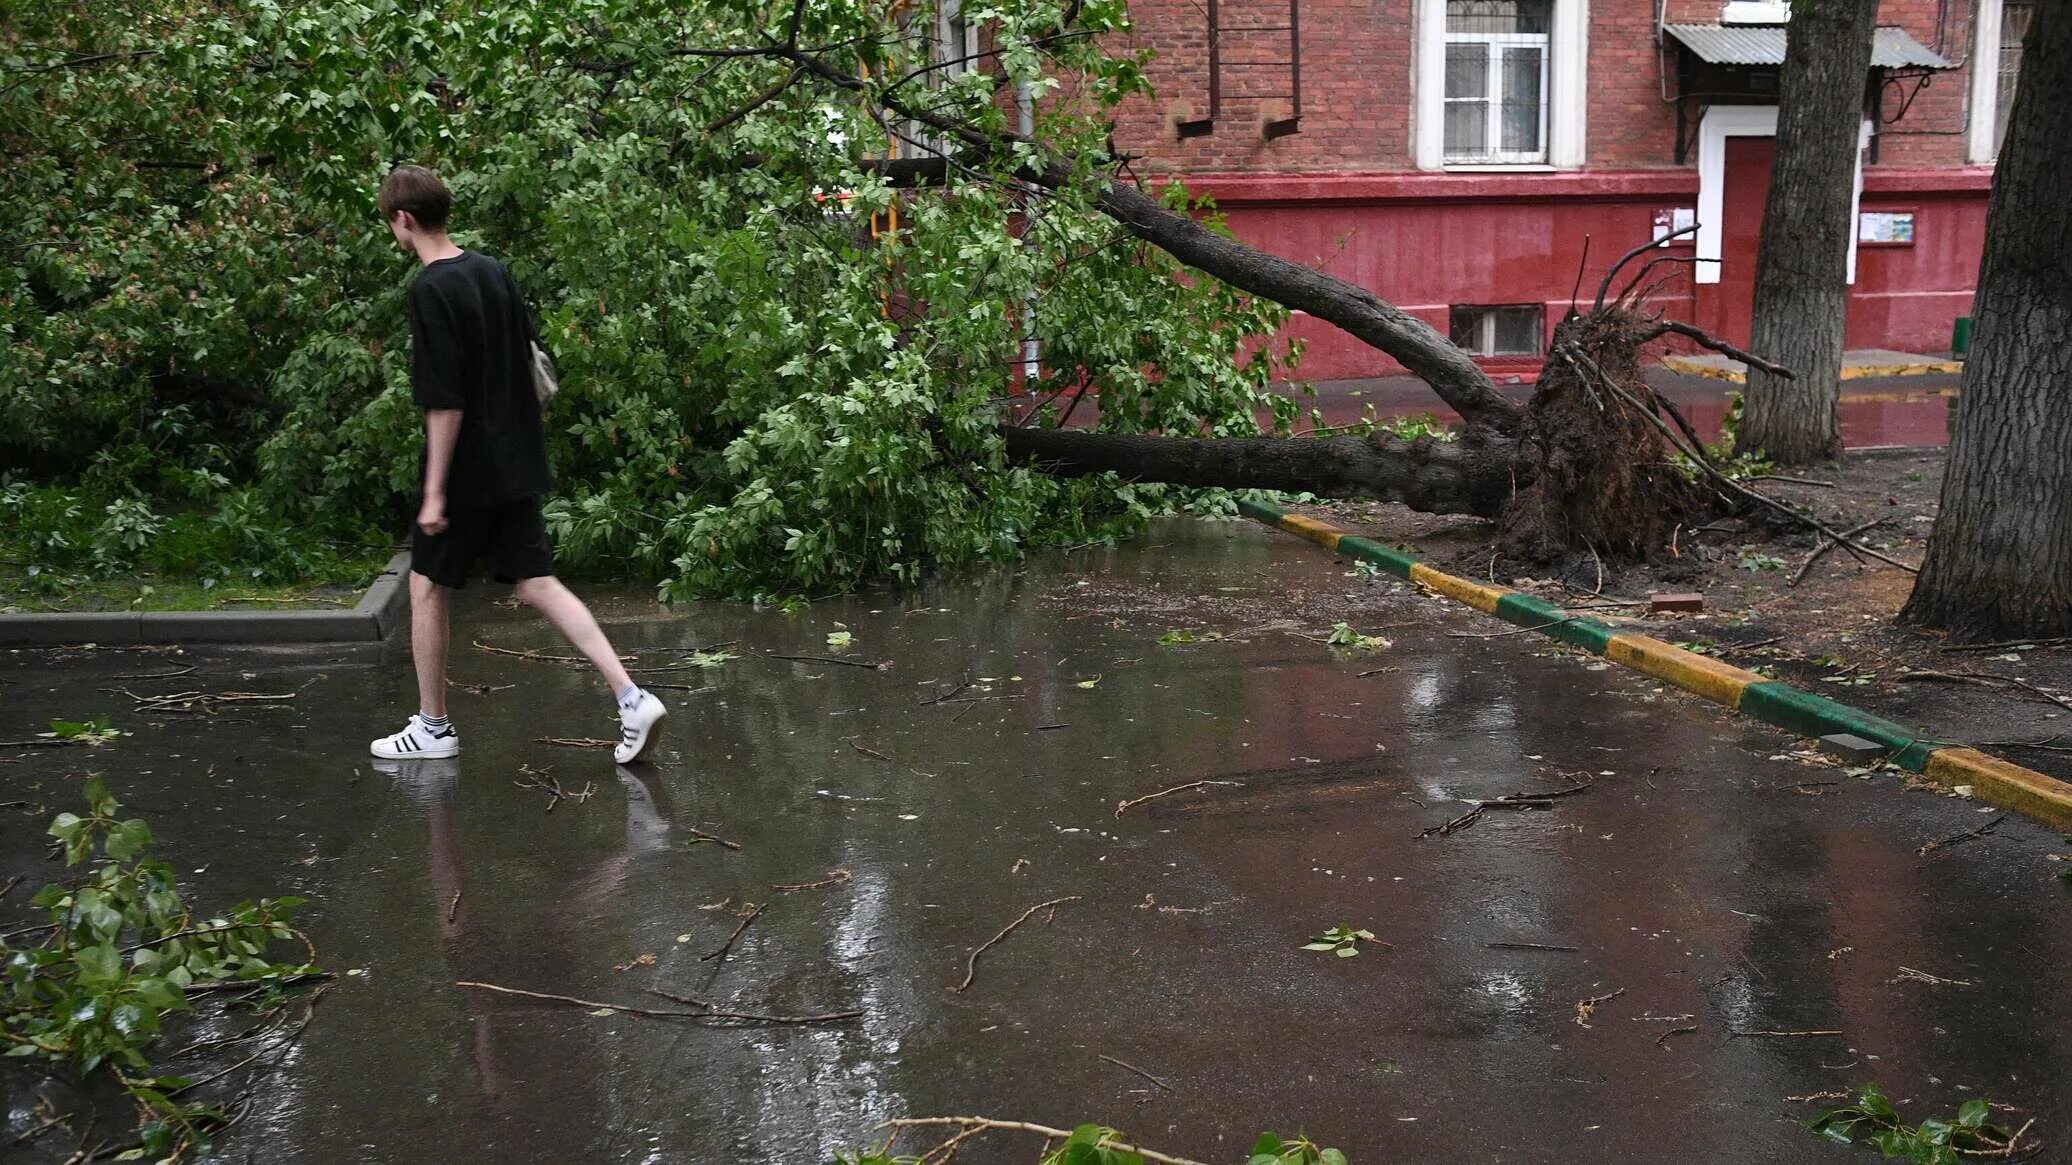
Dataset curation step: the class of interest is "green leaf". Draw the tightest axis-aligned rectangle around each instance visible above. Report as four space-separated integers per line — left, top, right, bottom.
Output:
1319 1151 1348 1165
1335 946 1359 957
1956 1100 1988 1128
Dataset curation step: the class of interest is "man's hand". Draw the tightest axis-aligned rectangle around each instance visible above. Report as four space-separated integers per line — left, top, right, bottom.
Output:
417 494 449 536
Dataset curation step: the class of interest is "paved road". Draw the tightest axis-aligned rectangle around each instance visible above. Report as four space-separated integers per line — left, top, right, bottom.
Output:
1 519 2060 1163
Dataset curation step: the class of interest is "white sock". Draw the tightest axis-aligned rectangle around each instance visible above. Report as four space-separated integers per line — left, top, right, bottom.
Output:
615 684 643 712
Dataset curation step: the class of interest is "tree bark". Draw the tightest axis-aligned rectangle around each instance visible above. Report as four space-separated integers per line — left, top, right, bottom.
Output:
1735 0 1879 465
1000 426 1520 517
1901 2 2072 641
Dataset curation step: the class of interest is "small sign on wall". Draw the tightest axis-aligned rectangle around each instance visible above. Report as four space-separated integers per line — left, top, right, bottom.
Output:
1653 207 1698 241
1858 211 1917 245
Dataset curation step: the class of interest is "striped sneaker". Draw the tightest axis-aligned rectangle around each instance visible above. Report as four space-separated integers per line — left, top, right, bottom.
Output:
613 692 667 764
370 714 460 760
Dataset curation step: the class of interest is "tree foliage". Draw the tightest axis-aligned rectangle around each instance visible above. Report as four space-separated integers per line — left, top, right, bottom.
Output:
2 0 1295 600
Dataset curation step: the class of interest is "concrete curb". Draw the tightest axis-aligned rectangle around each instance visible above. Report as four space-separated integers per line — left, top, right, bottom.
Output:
0 552 410 647
1660 354 1964 384
1241 499 2072 832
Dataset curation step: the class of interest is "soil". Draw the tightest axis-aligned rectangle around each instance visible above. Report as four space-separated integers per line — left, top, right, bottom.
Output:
1299 446 2072 791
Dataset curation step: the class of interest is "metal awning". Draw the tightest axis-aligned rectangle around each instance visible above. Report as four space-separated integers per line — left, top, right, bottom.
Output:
1663 24 1955 70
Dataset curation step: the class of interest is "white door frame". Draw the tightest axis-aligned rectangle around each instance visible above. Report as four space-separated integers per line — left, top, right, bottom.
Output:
1694 105 1871 286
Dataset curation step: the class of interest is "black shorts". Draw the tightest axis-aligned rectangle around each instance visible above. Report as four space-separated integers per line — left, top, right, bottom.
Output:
411 496 556 589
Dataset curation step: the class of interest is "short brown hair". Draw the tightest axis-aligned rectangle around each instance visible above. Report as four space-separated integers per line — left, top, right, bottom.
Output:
379 165 451 229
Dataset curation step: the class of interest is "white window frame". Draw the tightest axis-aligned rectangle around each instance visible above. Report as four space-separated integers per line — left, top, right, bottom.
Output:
1415 0 1588 170
1443 32 1551 164
1968 0 2030 163
898 2 980 159
1694 105 1872 287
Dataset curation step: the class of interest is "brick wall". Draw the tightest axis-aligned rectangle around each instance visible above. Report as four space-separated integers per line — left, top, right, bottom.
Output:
1109 0 1984 176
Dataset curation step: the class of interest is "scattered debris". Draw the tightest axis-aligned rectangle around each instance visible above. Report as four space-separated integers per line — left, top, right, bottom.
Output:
771 652 890 670
1574 988 1625 1028
683 827 742 851
700 902 766 964
1303 926 1385 959
1917 814 2006 857
1890 965 1975 988
1655 1025 1699 1048
953 896 1080 993
1417 777 1593 839
772 868 851 893
513 766 596 812
1097 1053 1174 1092
1487 941 1579 953
533 736 618 749
1115 779 1239 817
1730 1028 1845 1039
613 953 658 973
1649 592 1704 613
646 988 862 1025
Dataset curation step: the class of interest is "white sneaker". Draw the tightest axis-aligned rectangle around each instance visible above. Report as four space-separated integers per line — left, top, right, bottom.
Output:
614 692 667 764
370 714 460 760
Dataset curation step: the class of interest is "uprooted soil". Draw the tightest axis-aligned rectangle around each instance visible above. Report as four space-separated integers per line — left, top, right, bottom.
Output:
1297 447 2072 788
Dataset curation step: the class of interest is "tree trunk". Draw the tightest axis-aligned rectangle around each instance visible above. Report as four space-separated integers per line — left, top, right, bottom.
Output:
1734 0 1879 465
1901 2 2072 642
999 425 1520 517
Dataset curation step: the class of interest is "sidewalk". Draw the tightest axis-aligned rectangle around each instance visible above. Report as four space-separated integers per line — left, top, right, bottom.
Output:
1660 348 1964 384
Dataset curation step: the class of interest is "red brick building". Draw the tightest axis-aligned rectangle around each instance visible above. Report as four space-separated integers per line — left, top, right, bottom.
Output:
1097 0 2034 381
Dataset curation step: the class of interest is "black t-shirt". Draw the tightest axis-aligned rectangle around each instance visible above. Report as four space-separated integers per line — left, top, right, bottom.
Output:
408 251 552 508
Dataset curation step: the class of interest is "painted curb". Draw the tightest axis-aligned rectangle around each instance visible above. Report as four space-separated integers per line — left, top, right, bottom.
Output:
1241 499 2072 832
0 552 410 647
1659 354 1964 384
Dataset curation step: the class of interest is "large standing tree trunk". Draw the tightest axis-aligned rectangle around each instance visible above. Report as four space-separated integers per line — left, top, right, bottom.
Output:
1734 0 1879 465
1901 2 2072 642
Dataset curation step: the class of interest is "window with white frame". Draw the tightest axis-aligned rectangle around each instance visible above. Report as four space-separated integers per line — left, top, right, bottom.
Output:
1995 0 2033 152
1443 0 1552 163
898 1 979 158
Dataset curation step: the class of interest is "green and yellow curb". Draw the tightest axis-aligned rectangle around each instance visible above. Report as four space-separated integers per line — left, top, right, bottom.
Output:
1239 498 2072 832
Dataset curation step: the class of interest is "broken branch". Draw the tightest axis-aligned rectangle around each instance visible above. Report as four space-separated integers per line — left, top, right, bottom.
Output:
952 896 1080 993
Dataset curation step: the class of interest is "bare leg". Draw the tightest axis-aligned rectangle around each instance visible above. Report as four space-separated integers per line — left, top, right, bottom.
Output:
512 575 634 693
412 570 451 718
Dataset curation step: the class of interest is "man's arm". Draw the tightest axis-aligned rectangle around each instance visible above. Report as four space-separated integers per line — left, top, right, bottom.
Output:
419 408 463 534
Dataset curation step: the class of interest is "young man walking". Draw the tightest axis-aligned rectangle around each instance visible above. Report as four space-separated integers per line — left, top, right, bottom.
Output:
369 164 665 765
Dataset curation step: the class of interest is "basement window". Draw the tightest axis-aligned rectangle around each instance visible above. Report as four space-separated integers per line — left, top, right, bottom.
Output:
1450 305 1543 357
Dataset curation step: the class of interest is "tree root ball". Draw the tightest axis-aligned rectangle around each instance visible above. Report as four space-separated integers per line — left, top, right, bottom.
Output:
1498 308 1710 564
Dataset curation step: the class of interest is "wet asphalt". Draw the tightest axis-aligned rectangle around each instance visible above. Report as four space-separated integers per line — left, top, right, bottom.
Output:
1 518 2064 1164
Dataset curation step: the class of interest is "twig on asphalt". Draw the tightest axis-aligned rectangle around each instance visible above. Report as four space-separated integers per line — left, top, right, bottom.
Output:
1418 778 1592 839
876 1118 1210 1165
646 989 862 1025
447 891 462 922
772 868 851 892
685 827 742 851
770 653 891 670
1574 987 1625 1027
1729 1028 1846 1038
1917 814 2005 857
108 664 198 680
700 903 765 963
853 743 896 762
1114 780 1238 817
474 639 632 665
1487 941 1579 952
457 980 707 1019
1656 1025 1700 1048
533 736 618 749
952 896 1080 993
1097 1052 1174 1091
920 678 971 706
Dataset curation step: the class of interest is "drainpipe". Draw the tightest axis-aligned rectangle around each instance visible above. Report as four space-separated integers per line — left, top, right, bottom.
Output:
1019 81 1040 386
